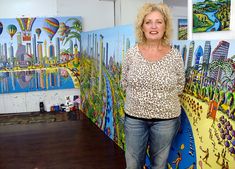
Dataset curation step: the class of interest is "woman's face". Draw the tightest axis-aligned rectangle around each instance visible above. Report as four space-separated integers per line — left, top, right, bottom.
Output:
141 10 166 42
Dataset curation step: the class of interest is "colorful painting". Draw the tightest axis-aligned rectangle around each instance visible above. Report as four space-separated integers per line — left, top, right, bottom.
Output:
178 19 187 40
193 0 231 33
80 24 235 168
171 39 235 169
80 25 135 150
0 16 82 94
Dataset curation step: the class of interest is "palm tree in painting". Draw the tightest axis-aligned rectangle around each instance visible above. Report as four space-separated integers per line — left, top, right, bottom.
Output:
209 59 232 89
63 18 82 45
197 62 209 88
221 57 235 91
222 75 234 91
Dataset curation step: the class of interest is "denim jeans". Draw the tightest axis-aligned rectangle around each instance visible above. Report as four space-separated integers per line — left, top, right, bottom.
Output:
124 114 181 169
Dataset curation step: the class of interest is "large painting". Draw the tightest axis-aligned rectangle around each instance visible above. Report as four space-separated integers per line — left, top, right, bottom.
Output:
0 16 82 93
172 39 235 169
193 0 231 33
80 25 135 149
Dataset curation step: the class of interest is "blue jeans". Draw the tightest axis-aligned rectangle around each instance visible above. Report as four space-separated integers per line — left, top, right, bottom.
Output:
124 114 181 169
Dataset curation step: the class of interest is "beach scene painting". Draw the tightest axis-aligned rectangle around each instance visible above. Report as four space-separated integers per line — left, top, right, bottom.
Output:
171 39 235 169
193 0 231 33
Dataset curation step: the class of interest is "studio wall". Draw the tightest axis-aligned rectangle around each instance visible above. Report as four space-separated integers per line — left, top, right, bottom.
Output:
80 25 235 168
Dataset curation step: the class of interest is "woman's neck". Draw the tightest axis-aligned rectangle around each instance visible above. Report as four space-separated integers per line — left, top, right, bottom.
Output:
141 41 165 51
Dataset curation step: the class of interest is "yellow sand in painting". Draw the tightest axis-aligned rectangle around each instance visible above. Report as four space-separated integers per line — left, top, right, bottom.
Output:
182 93 235 169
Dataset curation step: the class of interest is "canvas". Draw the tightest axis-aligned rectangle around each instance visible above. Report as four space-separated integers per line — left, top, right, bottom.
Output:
0 16 82 94
192 0 231 33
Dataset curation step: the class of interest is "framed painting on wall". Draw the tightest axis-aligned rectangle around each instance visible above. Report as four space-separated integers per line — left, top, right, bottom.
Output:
178 18 187 40
192 0 231 33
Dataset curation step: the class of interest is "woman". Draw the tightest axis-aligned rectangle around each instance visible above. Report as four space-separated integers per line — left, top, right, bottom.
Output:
121 3 185 169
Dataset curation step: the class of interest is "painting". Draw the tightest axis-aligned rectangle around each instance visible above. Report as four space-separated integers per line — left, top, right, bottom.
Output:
171 39 235 169
178 19 187 40
80 25 135 150
0 16 82 94
192 0 231 33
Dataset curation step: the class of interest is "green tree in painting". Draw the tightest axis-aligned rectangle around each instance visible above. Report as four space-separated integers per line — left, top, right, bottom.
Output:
209 59 232 89
63 18 82 45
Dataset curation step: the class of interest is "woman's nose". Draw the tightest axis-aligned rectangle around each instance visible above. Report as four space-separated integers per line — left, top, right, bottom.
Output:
151 22 157 28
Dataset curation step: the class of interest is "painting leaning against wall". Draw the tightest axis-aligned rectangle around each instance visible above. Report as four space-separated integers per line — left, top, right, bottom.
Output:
172 39 235 169
0 16 82 94
192 0 231 33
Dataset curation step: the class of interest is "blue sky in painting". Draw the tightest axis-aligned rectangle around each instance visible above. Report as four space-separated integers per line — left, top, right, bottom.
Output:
193 0 205 4
179 19 187 26
81 24 135 64
0 16 82 52
174 39 235 66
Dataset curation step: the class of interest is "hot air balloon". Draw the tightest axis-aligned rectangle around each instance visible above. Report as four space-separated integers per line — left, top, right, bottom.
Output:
0 22 3 36
16 17 36 41
35 28 41 39
42 18 59 41
7 24 17 40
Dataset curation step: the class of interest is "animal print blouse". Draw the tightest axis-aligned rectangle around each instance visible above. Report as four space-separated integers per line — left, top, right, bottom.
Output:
121 45 185 119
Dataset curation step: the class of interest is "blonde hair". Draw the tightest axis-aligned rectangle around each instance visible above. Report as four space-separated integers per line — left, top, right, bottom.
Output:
135 3 173 45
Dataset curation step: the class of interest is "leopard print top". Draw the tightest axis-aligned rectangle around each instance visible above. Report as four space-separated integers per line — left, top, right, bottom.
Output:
121 44 185 119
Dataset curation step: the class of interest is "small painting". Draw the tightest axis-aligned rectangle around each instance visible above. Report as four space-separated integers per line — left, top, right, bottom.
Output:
193 0 231 33
178 19 187 40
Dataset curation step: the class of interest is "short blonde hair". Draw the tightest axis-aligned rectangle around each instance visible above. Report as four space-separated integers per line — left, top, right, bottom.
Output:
135 3 173 45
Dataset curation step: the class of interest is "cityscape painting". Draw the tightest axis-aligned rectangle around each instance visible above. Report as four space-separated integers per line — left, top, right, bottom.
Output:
80 24 135 150
0 16 82 94
193 0 231 33
172 39 235 169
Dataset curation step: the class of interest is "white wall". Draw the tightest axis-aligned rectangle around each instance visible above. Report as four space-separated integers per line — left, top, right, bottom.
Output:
114 0 187 40
188 0 235 40
0 0 187 37
57 0 114 31
171 6 187 40
115 0 163 26
0 0 114 32
0 89 80 114
0 0 57 18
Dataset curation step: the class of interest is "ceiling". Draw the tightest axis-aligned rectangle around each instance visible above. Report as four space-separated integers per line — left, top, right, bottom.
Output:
163 0 188 7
